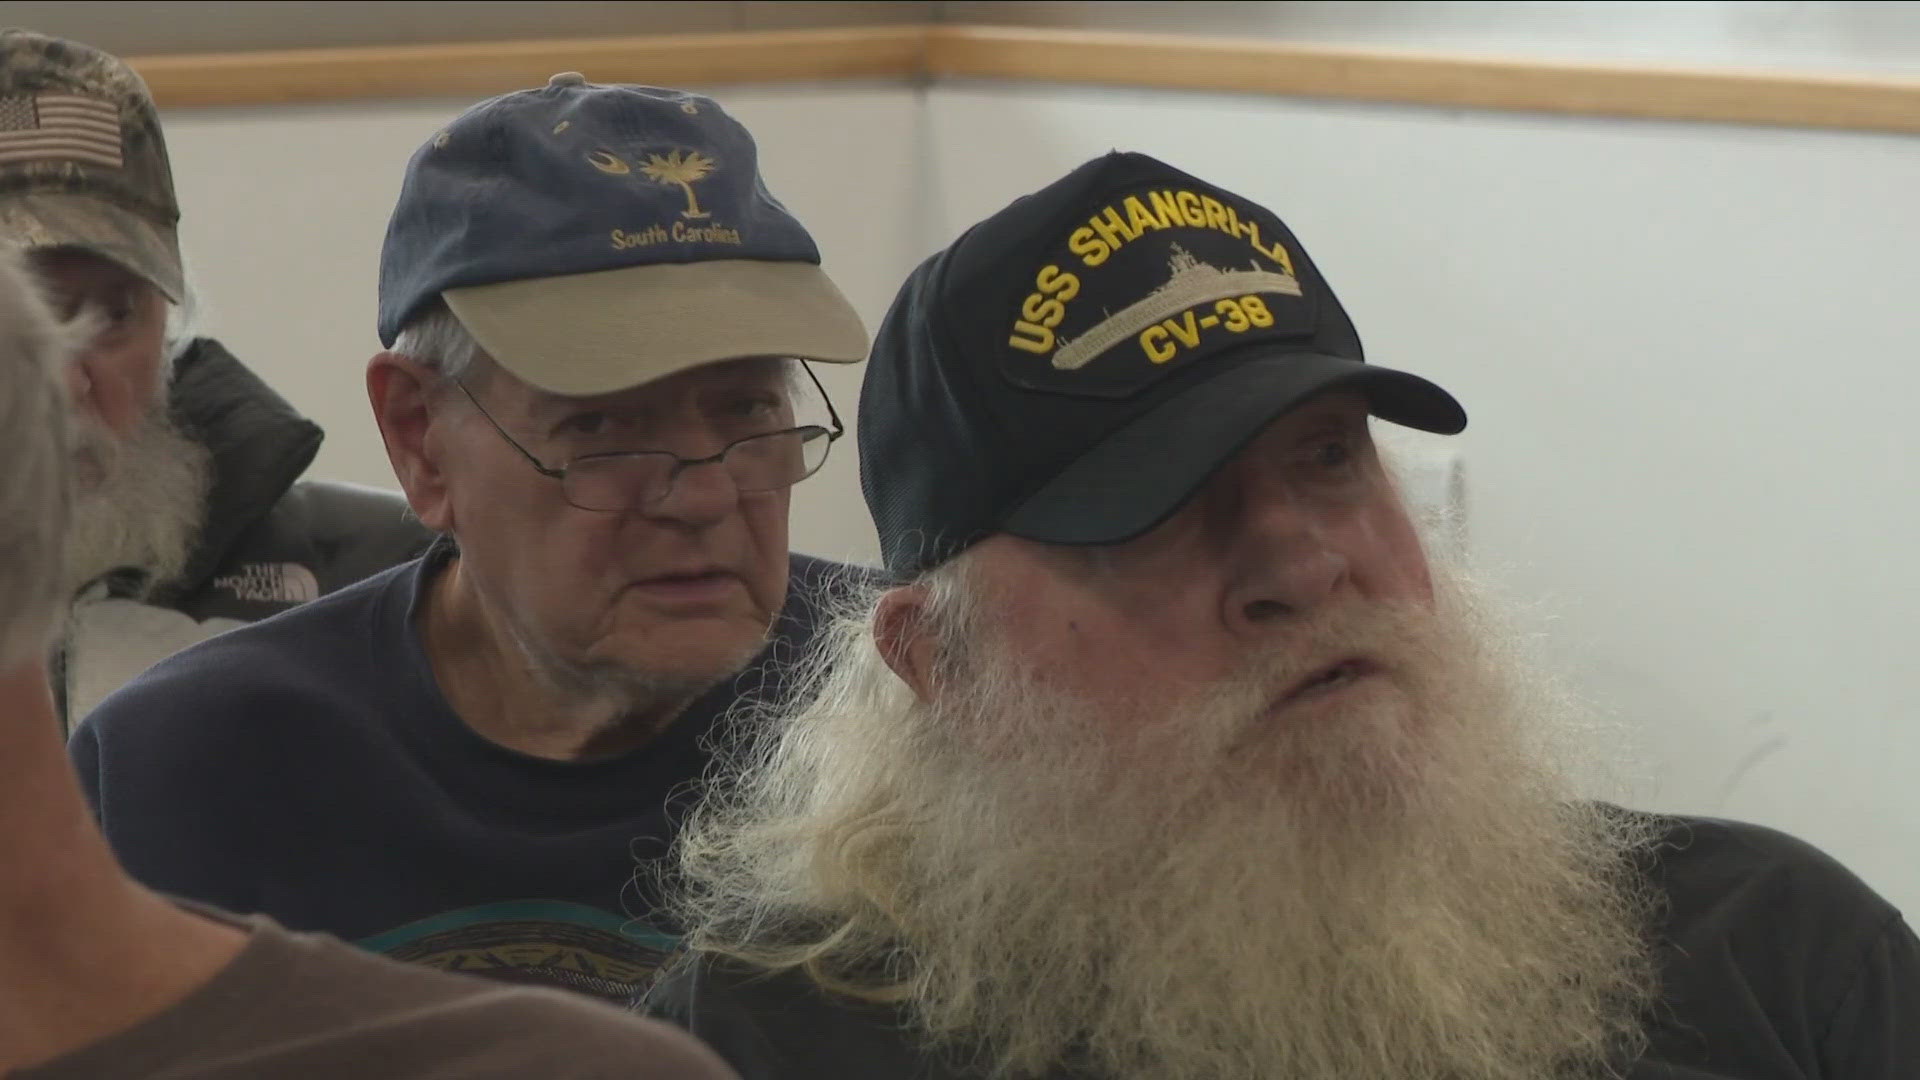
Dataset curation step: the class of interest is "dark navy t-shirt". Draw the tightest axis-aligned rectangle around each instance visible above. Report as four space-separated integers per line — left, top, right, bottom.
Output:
70 541 854 1003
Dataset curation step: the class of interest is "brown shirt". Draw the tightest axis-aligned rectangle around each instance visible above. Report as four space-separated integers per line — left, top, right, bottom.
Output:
12 909 734 1079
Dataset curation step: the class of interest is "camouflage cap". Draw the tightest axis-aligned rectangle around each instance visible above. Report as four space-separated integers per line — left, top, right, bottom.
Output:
0 28 182 301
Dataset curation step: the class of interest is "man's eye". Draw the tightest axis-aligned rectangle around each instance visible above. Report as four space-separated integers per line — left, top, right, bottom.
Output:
724 393 781 418
557 412 610 436
97 287 139 326
48 290 84 322
1285 432 1364 484
1311 439 1354 470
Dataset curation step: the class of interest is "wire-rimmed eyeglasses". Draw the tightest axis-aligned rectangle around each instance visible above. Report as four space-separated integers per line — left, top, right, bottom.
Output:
455 363 843 512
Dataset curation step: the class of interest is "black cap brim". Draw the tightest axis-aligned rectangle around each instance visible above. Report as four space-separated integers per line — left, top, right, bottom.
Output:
1001 352 1466 546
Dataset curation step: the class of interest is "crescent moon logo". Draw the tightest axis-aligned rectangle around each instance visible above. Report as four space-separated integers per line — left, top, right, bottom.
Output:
586 150 629 175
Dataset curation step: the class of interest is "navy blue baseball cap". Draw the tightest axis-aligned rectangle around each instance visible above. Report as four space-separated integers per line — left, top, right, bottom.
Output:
378 72 866 395
859 152 1466 575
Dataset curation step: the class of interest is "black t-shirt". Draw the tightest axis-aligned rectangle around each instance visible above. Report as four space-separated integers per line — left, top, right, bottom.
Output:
70 540 852 1004
645 813 1920 1078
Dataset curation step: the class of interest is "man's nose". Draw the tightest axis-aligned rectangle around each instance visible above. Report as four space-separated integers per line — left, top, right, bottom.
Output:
644 454 742 528
1217 471 1350 634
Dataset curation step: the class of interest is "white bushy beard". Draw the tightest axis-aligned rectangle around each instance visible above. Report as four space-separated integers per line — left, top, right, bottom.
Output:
683 566 1660 1080
63 404 211 600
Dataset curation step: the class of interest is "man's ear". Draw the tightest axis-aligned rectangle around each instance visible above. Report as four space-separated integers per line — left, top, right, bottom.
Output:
874 584 939 703
367 353 454 532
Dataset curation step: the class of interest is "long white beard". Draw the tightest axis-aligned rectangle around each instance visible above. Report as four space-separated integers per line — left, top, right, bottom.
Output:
63 405 211 599
677 567 1660 1080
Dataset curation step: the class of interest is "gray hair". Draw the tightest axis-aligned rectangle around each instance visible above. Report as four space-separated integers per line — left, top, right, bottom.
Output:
391 300 484 382
161 238 203 375
0 247 75 666
387 302 824 403
161 283 201 373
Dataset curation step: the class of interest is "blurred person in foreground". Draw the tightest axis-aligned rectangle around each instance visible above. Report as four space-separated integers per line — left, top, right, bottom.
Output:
70 73 870 1002
0 243 736 1078
0 28 431 728
647 152 1920 1078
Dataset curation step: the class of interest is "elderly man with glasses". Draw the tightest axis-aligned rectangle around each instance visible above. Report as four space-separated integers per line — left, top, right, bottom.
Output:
69 75 868 1006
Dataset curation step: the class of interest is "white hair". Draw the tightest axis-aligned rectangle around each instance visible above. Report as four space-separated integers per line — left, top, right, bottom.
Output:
391 300 484 382
0 247 76 666
160 238 204 376
161 283 201 373
670 548 1658 1079
388 301 813 397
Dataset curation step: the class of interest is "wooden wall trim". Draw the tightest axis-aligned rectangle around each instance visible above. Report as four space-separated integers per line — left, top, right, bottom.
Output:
127 22 1920 137
131 26 928 108
927 26 1920 137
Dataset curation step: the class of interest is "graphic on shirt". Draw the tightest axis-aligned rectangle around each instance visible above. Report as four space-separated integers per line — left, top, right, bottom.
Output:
357 900 676 1004
210 561 321 604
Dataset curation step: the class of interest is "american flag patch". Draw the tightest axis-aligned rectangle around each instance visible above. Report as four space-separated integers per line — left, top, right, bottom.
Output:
0 94 123 169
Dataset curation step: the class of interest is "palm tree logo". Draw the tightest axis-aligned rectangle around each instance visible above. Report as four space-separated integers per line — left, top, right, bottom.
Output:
640 149 717 220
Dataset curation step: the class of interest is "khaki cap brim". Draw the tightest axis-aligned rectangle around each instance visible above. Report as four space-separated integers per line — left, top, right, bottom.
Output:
443 259 868 397
0 191 183 302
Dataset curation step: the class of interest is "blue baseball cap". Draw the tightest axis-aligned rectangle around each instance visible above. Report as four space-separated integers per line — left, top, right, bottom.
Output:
377 73 867 396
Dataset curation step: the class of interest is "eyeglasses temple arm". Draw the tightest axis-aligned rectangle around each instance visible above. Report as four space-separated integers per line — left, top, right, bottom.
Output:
801 360 846 439
454 379 568 480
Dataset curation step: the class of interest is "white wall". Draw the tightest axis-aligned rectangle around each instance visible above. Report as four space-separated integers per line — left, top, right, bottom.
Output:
922 81 1920 915
152 22 1920 918
160 83 922 563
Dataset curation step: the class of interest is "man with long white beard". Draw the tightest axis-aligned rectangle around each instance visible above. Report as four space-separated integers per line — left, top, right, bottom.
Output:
0 28 429 728
647 153 1920 1078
